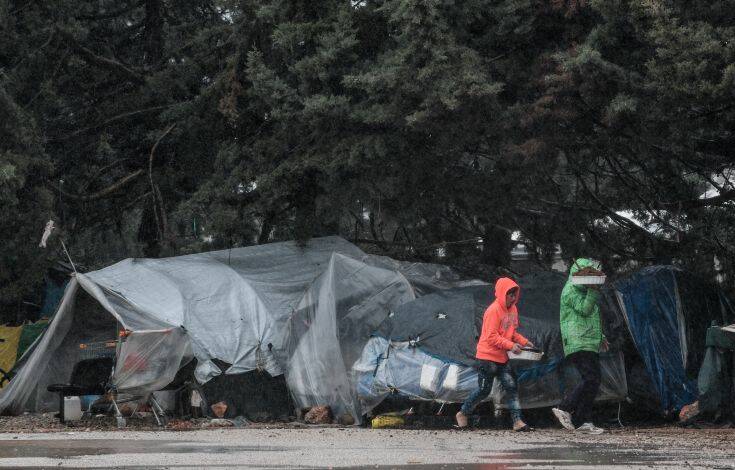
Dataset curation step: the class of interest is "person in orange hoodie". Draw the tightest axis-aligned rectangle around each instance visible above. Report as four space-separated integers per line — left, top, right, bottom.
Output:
456 277 533 431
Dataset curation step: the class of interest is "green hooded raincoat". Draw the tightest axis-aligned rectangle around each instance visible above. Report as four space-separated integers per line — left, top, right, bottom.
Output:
560 258 605 356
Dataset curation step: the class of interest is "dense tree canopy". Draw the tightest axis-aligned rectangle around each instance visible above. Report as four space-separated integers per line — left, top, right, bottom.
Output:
1 0 734 323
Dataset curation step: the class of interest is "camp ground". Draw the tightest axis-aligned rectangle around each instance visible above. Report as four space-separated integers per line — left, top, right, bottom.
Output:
354 275 628 418
0 237 481 425
0 237 732 435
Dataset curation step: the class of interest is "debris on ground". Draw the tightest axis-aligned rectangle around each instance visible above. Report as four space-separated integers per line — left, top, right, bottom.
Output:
211 401 228 418
0 414 250 433
166 419 195 431
679 401 700 422
203 418 235 428
337 413 355 425
372 415 404 428
303 406 332 424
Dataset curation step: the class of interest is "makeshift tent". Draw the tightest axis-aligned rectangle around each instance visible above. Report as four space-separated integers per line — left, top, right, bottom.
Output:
614 266 735 414
695 325 735 418
285 252 483 421
354 272 627 415
0 236 476 423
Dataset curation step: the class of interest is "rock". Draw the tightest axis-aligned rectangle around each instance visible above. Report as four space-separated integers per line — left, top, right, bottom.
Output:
337 413 355 426
304 406 332 424
203 418 234 428
211 401 228 418
679 401 700 422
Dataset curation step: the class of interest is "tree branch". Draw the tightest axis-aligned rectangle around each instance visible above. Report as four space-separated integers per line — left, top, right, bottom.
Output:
659 188 735 210
58 29 145 85
149 123 177 241
50 169 144 202
51 104 173 141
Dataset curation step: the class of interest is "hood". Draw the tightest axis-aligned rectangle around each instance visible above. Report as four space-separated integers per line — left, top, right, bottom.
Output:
568 258 602 280
494 277 520 309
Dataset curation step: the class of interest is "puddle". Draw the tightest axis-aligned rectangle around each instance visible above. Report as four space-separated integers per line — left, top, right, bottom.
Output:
360 443 712 469
0 439 284 459
0 439 729 469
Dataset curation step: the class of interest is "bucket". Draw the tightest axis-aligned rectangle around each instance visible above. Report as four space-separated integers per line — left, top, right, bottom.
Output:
63 396 83 421
80 395 102 411
510 348 544 361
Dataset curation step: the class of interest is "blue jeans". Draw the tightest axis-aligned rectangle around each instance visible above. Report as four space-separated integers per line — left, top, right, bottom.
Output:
460 359 523 423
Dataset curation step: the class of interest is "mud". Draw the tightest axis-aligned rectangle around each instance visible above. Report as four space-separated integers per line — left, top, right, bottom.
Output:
0 424 732 468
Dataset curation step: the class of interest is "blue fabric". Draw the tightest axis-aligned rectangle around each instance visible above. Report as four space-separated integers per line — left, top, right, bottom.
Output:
516 357 562 383
615 267 697 413
39 278 68 318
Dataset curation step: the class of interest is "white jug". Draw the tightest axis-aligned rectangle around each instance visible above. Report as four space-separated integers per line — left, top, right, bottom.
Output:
63 396 83 421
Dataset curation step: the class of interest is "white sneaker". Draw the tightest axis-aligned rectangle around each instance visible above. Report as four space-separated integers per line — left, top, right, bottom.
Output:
552 407 575 431
576 422 604 434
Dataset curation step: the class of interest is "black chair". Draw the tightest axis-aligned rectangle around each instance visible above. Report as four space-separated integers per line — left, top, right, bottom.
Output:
47 357 114 422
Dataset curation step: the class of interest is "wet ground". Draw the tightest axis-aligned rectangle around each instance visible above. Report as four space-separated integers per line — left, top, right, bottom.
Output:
0 426 732 469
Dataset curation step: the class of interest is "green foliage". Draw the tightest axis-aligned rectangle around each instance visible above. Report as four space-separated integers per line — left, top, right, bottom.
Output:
2 0 735 321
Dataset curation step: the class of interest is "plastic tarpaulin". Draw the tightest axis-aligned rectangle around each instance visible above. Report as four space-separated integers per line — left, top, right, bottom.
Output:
354 337 480 411
78 237 373 383
364 255 486 297
112 329 191 394
354 337 626 413
16 320 49 361
356 274 627 414
286 254 415 422
697 327 735 414
0 280 79 414
0 236 476 416
0 326 23 388
614 266 735 414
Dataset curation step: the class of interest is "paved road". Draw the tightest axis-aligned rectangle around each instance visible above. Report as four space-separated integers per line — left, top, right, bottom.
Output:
0 426 733 469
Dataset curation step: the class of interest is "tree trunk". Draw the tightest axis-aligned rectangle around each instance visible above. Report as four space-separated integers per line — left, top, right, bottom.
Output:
144 0 164 67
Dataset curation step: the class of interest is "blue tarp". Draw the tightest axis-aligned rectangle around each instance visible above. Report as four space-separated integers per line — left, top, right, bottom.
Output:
615 266 734 414
39 278 68 319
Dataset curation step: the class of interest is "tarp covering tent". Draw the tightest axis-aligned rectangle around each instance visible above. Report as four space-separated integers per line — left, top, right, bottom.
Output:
285 253 484 421
0 236 478 422
695 325 735 417
354 272 627 415
614 266 735 414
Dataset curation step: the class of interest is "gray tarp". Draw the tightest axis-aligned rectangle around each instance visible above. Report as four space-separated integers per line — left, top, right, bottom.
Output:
0 236 478 421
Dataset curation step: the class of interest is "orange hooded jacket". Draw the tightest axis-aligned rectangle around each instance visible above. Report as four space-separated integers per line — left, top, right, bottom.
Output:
475 277 529 363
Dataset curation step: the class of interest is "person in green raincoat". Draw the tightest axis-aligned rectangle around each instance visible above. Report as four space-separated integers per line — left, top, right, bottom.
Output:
552 258 609 435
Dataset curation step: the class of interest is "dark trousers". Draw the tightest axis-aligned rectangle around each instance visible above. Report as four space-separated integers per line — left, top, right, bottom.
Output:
558 351 601 427
460 359 522 423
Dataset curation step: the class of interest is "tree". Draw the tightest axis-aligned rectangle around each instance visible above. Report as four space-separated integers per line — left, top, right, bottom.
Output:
528 0 735 276
0 86 54 322
3 0 735 323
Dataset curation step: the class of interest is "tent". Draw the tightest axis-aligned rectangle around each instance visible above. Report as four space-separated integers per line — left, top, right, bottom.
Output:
613 266 735 414
0 236 477 423
354 272 628 415
694 325 735 418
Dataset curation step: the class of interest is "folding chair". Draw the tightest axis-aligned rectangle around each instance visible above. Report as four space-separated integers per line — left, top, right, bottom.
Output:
47 356 114 423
